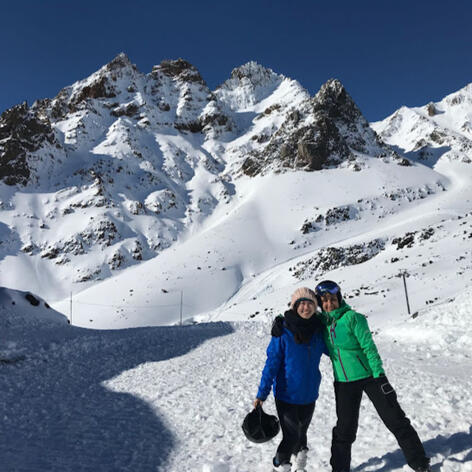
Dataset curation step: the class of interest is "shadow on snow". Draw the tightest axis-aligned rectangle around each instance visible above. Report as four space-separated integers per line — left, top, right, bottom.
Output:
0 321 235 471
389 143 452 168
352 426 472 471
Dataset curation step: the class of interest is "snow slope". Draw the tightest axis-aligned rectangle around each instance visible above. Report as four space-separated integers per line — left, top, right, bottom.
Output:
372 83 472 166
48 156 472 332
2 58 471 333
1 287 471 471
0 56 314 299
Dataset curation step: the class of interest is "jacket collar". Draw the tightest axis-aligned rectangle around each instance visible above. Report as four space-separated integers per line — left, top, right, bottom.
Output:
325 301 351 321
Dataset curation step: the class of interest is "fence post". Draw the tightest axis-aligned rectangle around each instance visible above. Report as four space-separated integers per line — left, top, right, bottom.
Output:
69 291 73 325
401 271 411 315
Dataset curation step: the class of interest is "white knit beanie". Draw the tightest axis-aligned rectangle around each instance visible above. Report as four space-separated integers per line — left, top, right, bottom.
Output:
290 287 317 309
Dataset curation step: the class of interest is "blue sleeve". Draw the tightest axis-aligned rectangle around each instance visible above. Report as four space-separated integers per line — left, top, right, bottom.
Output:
256 336 284 401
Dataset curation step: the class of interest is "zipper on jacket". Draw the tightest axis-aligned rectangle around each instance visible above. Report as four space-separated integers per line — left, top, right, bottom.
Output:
356 354 369 372
337 348 349 381
330 321 348 381
329 321 337 344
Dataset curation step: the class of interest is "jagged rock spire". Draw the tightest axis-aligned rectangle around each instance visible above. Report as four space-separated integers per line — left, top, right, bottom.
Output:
312 79 363 123
220 61 280 90
240 78 387 176
152 58 206 85
104 52 136 73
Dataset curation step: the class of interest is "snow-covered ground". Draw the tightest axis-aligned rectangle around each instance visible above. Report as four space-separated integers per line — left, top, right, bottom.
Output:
1 286 471 471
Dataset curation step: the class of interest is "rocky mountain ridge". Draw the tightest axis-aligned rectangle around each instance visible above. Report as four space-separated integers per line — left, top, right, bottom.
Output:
1 53 470 299
372 82 472 164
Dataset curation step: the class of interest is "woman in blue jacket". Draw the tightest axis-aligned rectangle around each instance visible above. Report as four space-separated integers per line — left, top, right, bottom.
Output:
255 287 328 472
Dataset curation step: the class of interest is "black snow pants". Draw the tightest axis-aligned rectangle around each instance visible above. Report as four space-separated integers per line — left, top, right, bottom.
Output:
330 377 429 472
275 398 316 464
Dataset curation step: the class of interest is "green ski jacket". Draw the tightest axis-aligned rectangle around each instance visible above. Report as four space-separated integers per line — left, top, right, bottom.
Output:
321 302 385 382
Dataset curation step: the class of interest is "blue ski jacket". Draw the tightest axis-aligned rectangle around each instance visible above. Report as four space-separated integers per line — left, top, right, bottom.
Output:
257 324 327 405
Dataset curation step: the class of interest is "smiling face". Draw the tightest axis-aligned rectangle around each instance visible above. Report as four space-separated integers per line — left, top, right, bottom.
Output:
296 300 316 319
320 293 340 313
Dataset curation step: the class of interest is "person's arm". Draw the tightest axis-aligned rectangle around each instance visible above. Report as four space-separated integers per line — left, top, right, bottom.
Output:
256 336 284 401
271 314 284 337
352 313 385 377
318 310 330 326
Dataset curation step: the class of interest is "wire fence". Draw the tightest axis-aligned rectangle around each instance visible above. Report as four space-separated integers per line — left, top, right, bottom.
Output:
69 290 193 325
74 300 194 309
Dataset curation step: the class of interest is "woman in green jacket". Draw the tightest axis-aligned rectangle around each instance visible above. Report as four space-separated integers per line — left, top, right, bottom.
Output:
314 280 431 472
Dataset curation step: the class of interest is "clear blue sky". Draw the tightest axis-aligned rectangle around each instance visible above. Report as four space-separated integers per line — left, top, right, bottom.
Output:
1 0 471 121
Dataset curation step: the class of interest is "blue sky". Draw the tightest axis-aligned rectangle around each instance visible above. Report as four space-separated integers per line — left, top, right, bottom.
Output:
1 0 471 121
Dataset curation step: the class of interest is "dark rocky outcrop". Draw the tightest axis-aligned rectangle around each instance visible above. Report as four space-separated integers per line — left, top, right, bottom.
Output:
105 52 136 73
290 239 386 280
0 103 55 185
111 103 140 117
426 102 437 116
25 293 40 306
72 76 117 106
241 79 383 176
155 58 206 85
174 121 204 133
224 61 279 89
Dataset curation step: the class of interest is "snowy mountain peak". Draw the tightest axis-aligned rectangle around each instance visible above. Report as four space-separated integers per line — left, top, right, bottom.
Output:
103 52 136 73
152 58 206 85
215 62 288 113
2 53 461 303
227 61 280 87
239 78 388 176
312 78 362 123
372 82 472 164
443 82 472 107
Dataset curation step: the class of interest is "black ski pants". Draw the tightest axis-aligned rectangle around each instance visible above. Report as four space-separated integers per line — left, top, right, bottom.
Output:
330 377 428 472
275 399 316 464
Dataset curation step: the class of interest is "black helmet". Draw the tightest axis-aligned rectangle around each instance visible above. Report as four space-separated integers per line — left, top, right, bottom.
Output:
242 405 280 443
314 280 342 305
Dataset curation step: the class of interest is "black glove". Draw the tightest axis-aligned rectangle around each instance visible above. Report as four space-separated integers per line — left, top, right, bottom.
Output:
271 315 284 337
375 375 395 395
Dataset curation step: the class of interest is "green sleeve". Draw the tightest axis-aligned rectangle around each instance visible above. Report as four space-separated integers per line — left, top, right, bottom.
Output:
352 313 385 377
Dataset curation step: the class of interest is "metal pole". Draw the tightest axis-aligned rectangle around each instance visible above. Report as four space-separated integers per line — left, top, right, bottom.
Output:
402 272 411 315
180 290 183 326
70 291 73 325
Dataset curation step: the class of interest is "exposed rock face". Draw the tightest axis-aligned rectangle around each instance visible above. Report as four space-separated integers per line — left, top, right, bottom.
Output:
240 79 388 176
1 58 391 188
156 58 207 85
290 239 386 280
426 102 436 116
372 83 472 165
223 61 280 90
0 103 55 185
0 54 401 287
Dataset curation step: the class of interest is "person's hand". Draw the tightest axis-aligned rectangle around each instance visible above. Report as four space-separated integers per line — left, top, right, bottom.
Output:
254 398 264 409
271 315 284 337
375 375 395 394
